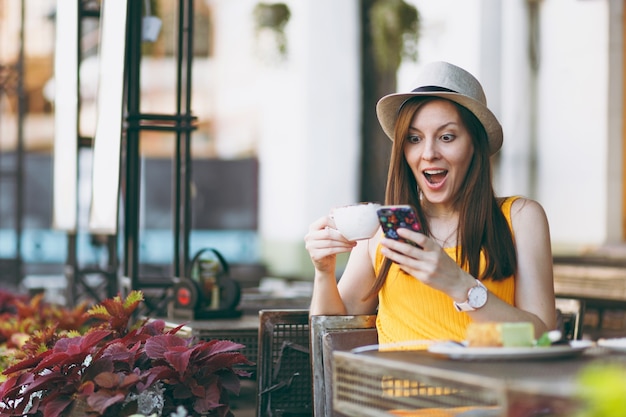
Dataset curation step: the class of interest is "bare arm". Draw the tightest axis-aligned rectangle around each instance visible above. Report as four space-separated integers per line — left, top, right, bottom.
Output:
463 198 556 336
508 198 556 331
335 236 380 314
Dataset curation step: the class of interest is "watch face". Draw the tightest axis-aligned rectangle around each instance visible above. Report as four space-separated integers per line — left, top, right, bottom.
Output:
469 285 488 308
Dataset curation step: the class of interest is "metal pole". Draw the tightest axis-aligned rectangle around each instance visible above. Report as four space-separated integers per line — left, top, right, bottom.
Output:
15 0 25 284
65 0 83 307
123 0 142 291
174 0 194 279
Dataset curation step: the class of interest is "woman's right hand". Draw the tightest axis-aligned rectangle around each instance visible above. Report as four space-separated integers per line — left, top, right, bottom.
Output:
306 215 379 316
304 215 357 274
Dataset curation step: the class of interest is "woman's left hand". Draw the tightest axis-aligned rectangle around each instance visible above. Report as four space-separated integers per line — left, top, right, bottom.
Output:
378 227 474 301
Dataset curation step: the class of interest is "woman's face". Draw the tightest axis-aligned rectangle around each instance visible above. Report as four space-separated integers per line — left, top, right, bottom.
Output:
403 99 474 208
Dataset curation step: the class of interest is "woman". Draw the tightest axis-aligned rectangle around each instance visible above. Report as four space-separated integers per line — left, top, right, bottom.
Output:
305 61 555 344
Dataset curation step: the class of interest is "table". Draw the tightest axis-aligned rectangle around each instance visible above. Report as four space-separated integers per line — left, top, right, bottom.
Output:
333 346 626 417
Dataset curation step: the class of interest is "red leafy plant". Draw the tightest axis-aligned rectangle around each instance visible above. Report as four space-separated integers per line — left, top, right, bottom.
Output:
0 291 253 417
0 292 90 376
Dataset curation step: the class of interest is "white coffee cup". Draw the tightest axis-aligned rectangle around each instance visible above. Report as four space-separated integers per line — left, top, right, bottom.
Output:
330 202 381 241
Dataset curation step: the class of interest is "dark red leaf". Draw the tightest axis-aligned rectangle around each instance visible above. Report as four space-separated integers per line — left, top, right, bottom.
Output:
144 334 188 360
163 348 194 376
17 372 71 398
0 374 22 399
119 372 141 389
97 341 138 366
53 330 111 354
42 395 73 417
187 378 205 397
33 351 74 372
193 383 223 413
87 390 126 414
217 370 243 395
139 365 175 390
82 357 114 381
113 329 152 348
0 375 35 413
193 339 246 360
94 371 120 389
138 319 166 336
198 351 252 374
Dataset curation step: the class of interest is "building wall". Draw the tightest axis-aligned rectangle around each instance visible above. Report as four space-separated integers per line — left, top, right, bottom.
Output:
230 0 621 278
534 0 610 249
206 0 361 277
402 0 619 255
4 0 620 281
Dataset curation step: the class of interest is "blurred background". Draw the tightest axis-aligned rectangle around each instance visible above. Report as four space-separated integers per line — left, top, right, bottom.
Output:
0 0 623 308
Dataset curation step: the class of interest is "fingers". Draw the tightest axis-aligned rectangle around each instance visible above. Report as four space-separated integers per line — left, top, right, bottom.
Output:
304 216 356 264
379 229 428 253
379 236 424 269
305 216 355 244
379 230 441 281
305 228 355 252
308 215 331 233
396 227 445 251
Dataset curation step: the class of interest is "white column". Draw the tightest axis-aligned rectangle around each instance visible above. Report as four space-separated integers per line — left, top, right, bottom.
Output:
257 0 361 277
497 0 534 198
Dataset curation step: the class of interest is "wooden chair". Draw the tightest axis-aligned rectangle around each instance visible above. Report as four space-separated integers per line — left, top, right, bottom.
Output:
256 310 378 417
556 297 585 340
257 309 312 417
310 314 378 417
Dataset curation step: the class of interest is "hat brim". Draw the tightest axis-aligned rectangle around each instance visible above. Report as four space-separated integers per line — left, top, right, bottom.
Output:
376 92 503 155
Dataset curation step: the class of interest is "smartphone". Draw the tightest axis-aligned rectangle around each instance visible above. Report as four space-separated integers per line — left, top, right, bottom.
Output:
377 205 423 246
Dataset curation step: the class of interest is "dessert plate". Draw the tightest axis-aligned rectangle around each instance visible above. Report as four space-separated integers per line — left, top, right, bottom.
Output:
597 337 626 352
427 340 593 360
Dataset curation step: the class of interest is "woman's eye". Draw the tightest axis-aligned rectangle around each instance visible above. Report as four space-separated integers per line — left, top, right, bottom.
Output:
440 134 455 142
407 135 421 144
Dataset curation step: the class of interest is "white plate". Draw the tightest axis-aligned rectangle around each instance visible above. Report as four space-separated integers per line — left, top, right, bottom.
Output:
597 337 626 352
427 340 593 360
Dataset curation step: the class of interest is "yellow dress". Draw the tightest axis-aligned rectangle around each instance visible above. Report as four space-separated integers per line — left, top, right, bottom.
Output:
375 196 519 345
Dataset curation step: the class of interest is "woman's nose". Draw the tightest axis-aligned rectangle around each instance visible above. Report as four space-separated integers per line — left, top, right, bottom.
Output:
421 139 439 160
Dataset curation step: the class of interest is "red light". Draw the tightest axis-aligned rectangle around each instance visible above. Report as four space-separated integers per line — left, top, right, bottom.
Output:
177 287 192 306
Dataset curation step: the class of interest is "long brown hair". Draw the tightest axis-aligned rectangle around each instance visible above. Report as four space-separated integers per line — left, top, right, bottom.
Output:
365 97 516 299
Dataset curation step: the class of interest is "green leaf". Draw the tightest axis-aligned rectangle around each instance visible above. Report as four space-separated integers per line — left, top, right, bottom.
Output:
535 332 552 347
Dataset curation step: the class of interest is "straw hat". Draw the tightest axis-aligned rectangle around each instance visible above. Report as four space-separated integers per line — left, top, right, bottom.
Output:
376 61 503 155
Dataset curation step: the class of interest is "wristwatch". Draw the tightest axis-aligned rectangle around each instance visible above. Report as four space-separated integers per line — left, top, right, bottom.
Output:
453 279 488 312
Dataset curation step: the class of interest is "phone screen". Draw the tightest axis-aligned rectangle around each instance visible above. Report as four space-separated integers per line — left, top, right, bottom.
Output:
377 205 422 245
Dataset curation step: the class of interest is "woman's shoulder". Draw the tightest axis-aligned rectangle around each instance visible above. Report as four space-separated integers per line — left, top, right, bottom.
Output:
505 196 549 225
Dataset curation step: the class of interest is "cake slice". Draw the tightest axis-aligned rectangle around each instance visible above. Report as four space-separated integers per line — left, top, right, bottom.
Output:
466 322 535 347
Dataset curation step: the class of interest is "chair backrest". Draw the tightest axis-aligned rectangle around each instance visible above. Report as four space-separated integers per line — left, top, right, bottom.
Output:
257 309 312 417
556 297 585 340
310 315 378 417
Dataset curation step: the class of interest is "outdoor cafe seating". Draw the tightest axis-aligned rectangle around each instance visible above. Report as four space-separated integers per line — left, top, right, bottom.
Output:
252 297 586 417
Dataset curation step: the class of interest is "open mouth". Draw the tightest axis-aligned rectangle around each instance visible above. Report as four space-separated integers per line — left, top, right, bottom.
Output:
423 169 448 184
